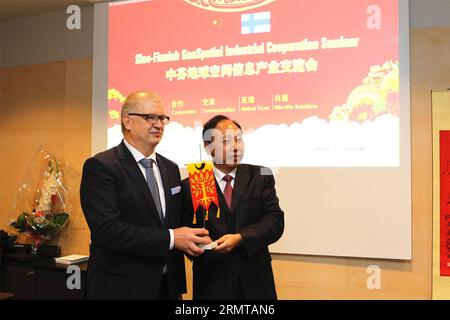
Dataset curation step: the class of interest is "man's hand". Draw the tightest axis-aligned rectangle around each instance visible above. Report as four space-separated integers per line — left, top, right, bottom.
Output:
213 233 242 253
173 227 211 256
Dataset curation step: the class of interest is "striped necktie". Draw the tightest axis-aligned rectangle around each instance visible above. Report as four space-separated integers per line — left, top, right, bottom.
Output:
222 174 233 209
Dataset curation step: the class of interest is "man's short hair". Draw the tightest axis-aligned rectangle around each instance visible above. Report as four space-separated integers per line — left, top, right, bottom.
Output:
202 115 243 144
120 91 162 133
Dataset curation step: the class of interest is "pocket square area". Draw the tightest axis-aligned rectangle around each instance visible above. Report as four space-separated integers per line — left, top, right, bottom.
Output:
171 186 181 195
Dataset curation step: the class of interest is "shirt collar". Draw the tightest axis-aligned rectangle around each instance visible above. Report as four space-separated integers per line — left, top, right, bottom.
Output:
123 138 157 165
213 166 237 182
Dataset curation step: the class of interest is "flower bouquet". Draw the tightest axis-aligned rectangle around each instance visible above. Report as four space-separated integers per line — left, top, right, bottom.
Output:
9 150 70 254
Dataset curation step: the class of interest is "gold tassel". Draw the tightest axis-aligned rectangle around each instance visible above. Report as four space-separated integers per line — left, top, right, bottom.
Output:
205 209 209 221
193 213 196 224
217 207 220 218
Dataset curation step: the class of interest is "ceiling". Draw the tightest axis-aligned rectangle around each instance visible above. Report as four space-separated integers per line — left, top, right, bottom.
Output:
0 0 109 22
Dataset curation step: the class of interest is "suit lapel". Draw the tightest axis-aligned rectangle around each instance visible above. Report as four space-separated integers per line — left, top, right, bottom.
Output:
230 165 250 213
116 142 163 226
156 154 170 226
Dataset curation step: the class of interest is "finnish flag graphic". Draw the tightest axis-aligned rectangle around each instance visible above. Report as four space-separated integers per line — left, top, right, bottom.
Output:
241 11 271 34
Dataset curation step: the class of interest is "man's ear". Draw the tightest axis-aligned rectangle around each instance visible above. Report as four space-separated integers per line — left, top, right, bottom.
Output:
123 116 132 131
204 142 214 156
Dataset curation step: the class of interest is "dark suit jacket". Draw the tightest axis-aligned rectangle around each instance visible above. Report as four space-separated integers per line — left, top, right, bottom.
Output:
80 141 186 299
182 164 284 300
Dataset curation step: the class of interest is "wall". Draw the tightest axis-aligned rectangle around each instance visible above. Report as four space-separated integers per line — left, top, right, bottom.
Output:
1 6 93 68
269 26 449 300
0 59 92 256
432 90 450 299
410 0 450 28
1 1 450 299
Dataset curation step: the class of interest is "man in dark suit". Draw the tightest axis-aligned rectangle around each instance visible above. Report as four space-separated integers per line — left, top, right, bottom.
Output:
182 115 284 300
80 91 211 300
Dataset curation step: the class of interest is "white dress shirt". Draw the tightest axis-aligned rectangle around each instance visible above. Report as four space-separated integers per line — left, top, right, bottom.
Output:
213 166 237 193
123 139 174 251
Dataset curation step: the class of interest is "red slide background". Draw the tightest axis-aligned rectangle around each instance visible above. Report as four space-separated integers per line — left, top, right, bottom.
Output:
108 0 398 130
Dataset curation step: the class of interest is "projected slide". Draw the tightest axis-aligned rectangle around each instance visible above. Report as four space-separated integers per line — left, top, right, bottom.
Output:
108 0 399 167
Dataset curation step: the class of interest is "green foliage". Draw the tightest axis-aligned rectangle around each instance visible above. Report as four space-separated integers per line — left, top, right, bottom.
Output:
10 212 69 237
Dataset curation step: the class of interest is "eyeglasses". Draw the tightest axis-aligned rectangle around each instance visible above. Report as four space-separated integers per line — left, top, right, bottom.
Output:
127 113 170 124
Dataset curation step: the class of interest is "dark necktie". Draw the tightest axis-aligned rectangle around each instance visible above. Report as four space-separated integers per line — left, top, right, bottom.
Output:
139 158 164 222
223 174 233 209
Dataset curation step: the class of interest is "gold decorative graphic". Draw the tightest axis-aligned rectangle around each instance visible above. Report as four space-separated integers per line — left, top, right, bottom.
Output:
329 60 399 123
184 0 275 12
108 88 126 103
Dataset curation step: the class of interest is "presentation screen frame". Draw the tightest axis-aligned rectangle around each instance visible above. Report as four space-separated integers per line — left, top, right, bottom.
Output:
92 0 411 260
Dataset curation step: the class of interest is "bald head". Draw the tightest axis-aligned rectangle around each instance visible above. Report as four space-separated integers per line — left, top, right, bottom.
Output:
121 91 163 133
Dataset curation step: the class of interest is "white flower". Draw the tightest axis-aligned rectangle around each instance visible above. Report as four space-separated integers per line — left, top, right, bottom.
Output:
36 159 62 212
